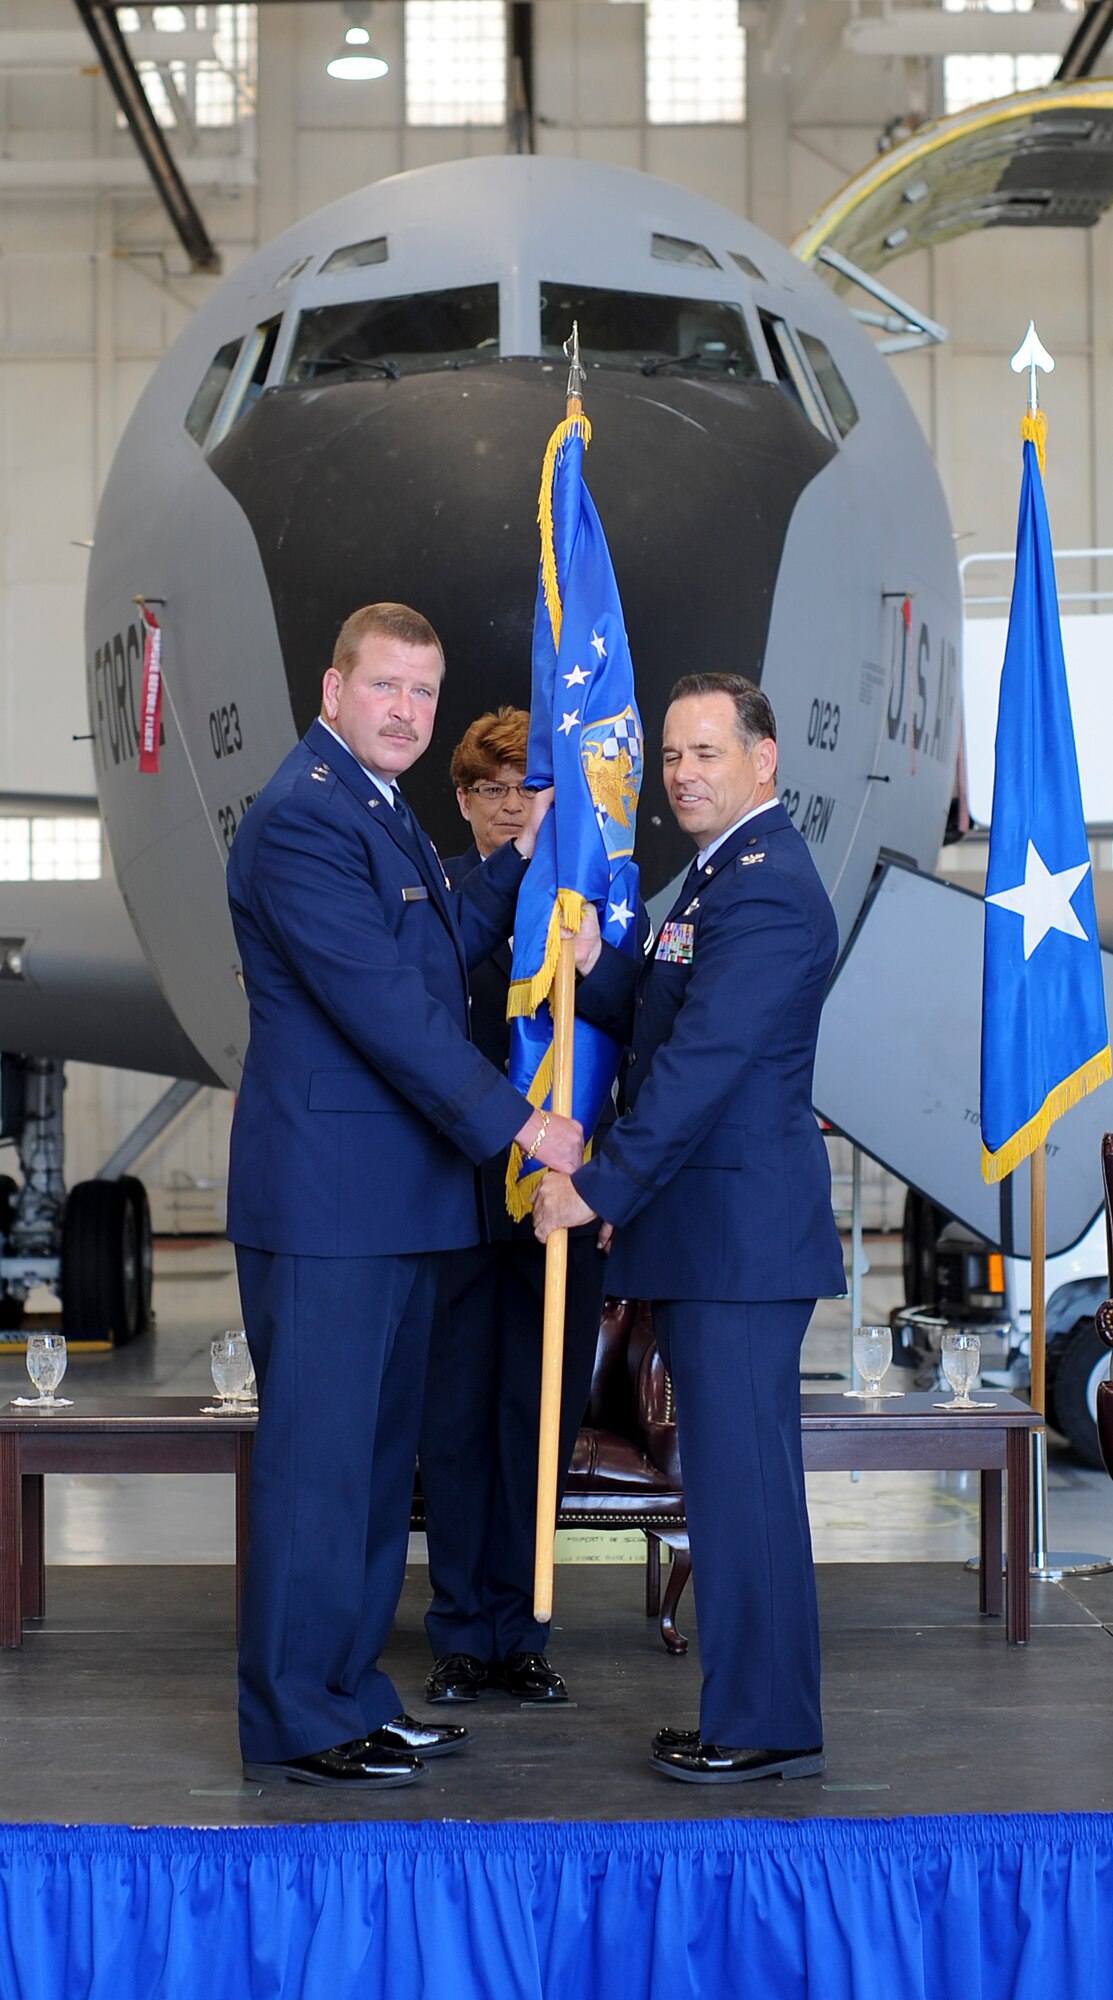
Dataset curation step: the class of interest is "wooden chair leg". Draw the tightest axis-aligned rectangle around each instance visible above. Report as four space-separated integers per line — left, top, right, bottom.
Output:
659 1538 691 1656
20 1474 44 1620
645 1532 662 1617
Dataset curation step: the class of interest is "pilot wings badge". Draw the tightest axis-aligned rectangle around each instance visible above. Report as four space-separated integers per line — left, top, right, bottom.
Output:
580 707 642 864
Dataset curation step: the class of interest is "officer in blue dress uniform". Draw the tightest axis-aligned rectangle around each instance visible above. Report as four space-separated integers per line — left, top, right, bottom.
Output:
419 707 608 1707
534 672 844 1786
226 604 584 1790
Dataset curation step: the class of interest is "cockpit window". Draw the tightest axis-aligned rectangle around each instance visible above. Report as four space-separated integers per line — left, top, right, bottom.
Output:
319 236 388 275
539 283 761 381
184 337 243 445
282 284 500 383
651 232 721 270
206 315 283 448
757 311 832 436
729 250 766 282
798 332 860 438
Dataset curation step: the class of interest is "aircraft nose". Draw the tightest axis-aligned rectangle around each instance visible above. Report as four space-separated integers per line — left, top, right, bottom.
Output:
206 361 834 889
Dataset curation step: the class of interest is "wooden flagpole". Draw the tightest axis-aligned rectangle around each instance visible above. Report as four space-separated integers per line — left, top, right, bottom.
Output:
533 344 586 1622
533 934 576 1621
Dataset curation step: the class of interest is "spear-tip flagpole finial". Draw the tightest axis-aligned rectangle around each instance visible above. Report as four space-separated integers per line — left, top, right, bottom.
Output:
1010 320 1055 416
563 321 586 409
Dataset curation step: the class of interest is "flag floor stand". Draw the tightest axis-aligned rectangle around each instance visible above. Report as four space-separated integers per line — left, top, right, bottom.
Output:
966 1428 1113 1579
1029 1427 1113 1578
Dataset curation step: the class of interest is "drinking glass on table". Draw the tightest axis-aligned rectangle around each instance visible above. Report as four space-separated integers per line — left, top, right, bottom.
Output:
206 1331 254 1413
20 1333 72 1410
846 1324 894 1400
937 1331 981 1409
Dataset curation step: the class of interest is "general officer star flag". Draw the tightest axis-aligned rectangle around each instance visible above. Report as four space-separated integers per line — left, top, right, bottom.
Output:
505 407 643 1219
980 411 1110 1183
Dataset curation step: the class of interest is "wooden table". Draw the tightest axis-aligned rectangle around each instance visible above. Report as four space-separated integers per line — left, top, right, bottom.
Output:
801 1391 1040 1644
0 1396 256 1649
0 1390 1040 1650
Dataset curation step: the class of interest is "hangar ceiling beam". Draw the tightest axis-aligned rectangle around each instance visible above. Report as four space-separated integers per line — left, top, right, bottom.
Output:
70 0 221 275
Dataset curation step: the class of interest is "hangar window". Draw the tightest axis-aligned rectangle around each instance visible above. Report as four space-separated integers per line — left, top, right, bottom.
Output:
798 333 860 438
646 0 746 125
0 817 101 883
943 50 1060 114
405 1 507 126
757 313 832 435
184 336 244 445
320 237 389 276
282 285 500 383
540 284 761 381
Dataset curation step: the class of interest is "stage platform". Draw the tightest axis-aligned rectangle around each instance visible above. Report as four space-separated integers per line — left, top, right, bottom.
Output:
3 1558 1113 1823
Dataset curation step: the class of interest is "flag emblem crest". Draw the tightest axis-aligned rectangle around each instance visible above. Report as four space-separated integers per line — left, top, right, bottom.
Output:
581 705 642 859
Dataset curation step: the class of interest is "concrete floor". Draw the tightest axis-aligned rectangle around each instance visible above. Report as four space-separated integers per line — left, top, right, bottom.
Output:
1 1232 1110 1570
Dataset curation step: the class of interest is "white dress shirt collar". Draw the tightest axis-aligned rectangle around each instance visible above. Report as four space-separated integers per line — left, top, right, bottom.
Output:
696 795 780 871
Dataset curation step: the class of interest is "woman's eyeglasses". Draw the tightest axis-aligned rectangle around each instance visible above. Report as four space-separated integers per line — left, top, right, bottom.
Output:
468 782 534 802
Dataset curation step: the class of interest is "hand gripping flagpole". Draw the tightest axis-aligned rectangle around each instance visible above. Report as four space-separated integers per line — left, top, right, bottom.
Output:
533 327 588 1624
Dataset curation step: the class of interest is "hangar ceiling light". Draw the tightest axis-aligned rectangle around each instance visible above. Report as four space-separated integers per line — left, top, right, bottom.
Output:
326 1 389 80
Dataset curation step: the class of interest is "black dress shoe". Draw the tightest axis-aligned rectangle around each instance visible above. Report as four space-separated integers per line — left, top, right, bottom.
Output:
491 1652 569 1703
425 1653 490 1703
243 1742 424 1788
359 1713 469 1759
651 1739 825 1785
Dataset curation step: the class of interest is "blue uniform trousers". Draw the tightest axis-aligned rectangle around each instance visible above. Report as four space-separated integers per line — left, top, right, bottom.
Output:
235 1247 437 1763
653 1297 822 1749
420 1231 605 1662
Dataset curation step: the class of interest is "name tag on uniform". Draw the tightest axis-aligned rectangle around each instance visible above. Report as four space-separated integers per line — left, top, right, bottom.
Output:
401 885 429 902
655 920 694 964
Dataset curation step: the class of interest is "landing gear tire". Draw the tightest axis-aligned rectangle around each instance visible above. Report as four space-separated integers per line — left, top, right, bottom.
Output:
902 1189 946 1308
118 1176 154 1333
0 1173 23 1332
61 1179 144 1345
1049 1318 1110 1470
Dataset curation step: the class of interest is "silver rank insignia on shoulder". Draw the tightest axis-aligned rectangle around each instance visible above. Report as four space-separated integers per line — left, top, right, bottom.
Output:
310 764 329 782
740 851 766 866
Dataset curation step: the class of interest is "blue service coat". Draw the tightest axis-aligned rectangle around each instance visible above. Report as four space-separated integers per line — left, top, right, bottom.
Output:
226 718 530 1257
574 800 844 1303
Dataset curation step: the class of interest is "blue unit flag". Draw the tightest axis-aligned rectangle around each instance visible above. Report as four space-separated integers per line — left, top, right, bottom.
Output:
980 416 1110 1183
505 410 643 1218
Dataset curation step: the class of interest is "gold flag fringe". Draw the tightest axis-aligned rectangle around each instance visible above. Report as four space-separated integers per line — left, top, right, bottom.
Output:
505 1041 555 1221
537 413 591 654
506 889 585 1020
981 1044 1111 1184
1021 406 1047 480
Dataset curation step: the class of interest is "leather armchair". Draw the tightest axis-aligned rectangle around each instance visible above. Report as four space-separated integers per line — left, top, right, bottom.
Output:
1094 1132 1113 1478
560 1297 692 1654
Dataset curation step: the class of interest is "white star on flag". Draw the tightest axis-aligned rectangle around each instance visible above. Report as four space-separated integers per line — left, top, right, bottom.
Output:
563 664 590 687
607 898 634 933
590 630 606 660
985 839 1091 961
558 709 581 737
